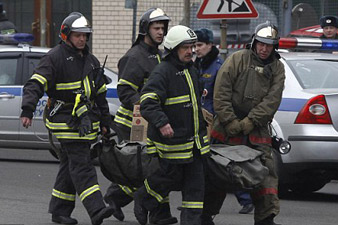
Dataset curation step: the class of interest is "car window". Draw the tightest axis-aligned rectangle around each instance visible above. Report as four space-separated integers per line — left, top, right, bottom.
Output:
0 58 17 85
287 59 338 89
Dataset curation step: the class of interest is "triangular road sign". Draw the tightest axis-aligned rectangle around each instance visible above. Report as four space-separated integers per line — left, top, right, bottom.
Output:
197 0 259 19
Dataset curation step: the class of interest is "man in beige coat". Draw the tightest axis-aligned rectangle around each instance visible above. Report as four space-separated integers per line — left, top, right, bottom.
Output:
208 21 285 225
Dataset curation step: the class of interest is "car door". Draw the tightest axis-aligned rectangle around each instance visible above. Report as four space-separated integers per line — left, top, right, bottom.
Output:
0 52 23 145
18 52 49 146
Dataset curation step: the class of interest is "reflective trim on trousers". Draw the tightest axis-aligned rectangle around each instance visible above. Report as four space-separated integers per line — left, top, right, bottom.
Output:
79 184 100 201
52 188 76 201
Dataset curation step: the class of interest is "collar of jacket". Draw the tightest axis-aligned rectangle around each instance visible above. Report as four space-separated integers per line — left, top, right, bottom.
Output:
194 45 219 70
139 40 160 55
61 41 89 57
165 53 194 71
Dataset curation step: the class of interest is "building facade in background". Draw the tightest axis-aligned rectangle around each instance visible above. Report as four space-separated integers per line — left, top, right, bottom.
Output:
2 0 338 71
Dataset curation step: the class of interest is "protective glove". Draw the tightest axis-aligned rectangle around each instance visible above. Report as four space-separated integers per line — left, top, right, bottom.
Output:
240 117 254 135
225 119 242 137
78 113 92 137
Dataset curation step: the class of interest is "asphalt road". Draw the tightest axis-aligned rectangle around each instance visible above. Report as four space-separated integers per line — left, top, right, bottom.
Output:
1 148 338 225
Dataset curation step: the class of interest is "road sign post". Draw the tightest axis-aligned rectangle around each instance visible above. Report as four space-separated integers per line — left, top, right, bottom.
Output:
197 0 259 58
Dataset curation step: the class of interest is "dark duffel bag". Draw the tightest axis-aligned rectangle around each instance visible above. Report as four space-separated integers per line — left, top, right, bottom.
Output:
205 144 269 191
97 139 160 188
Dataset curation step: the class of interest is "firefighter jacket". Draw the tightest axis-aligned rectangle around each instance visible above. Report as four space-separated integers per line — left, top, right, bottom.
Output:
211 48 285 145
21 42 110 143
194 46 223 115
140 54 210 164
114 40 162 130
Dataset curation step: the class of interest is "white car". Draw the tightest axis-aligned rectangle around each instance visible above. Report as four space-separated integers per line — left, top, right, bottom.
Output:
273 50 338 194
0 34 120 152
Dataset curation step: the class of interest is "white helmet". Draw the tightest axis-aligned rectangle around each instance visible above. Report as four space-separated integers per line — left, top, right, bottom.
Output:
164 25 197 51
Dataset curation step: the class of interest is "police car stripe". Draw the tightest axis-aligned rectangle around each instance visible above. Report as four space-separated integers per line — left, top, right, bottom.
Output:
0 87 307 113
278 98 307 112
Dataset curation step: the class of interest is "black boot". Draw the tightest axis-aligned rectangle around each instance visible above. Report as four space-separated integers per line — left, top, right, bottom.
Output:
103 195 125 221
134 187 149 225
52 215 78 224
254 214 281 225
91 206 115 225
149 203 178 225
201 214 215 225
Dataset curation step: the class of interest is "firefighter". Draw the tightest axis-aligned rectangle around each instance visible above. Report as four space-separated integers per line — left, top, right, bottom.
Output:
134 25 211 225
104 8 177 225
0 3 16 34
20 12 117 225
319 15 338 39
209 21 285 225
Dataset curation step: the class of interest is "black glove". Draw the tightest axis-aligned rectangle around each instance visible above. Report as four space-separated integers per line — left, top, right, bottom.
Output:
78 113 92 137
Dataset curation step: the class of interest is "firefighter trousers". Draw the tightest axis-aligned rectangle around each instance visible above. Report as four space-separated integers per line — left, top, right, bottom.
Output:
139 149 205 225
203 143 280 222
48 141 106 218
104 181 174 221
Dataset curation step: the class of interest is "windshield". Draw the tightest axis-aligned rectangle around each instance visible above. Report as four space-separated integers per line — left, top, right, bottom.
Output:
287 59 338 89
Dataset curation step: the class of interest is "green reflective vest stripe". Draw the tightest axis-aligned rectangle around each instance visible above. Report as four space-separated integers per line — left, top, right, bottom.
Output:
158 150 193 160
182 201 204 209
97 83 107 94
114 106 133 128
145 179 163 203
31 73 48 91
79 184 100 201
55 80 81 90
76 105 88 117
54 131 98 140
46 119 99 131
164 94 190 105
161 196 169 203
140 92 159 103
200 144 210 155
118 184 136 197
83 75 91 99
152 140 194 152
52 188 75 201
118 78 138 90
184 69 202 149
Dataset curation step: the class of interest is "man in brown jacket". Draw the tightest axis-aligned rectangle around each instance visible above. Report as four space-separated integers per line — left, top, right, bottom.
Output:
208 21 285 225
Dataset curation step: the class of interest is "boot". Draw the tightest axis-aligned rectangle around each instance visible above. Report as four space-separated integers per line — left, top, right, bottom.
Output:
254 214 281 225
201 214 215 225
103 195 125 221
134 187 149 225
239 203 254 214
149 203 178 225
52 215 78 224
91 206 115 225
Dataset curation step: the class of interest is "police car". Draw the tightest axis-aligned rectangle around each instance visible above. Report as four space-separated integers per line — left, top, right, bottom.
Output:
272 37 338 195
0 33 119 151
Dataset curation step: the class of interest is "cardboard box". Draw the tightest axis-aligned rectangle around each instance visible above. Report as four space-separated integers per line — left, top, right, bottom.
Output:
130 104 148 142
202 108 214 140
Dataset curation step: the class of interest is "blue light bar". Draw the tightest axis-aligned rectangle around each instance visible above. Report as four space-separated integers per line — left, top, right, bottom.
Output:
0 33 34 44
321 39 338 50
